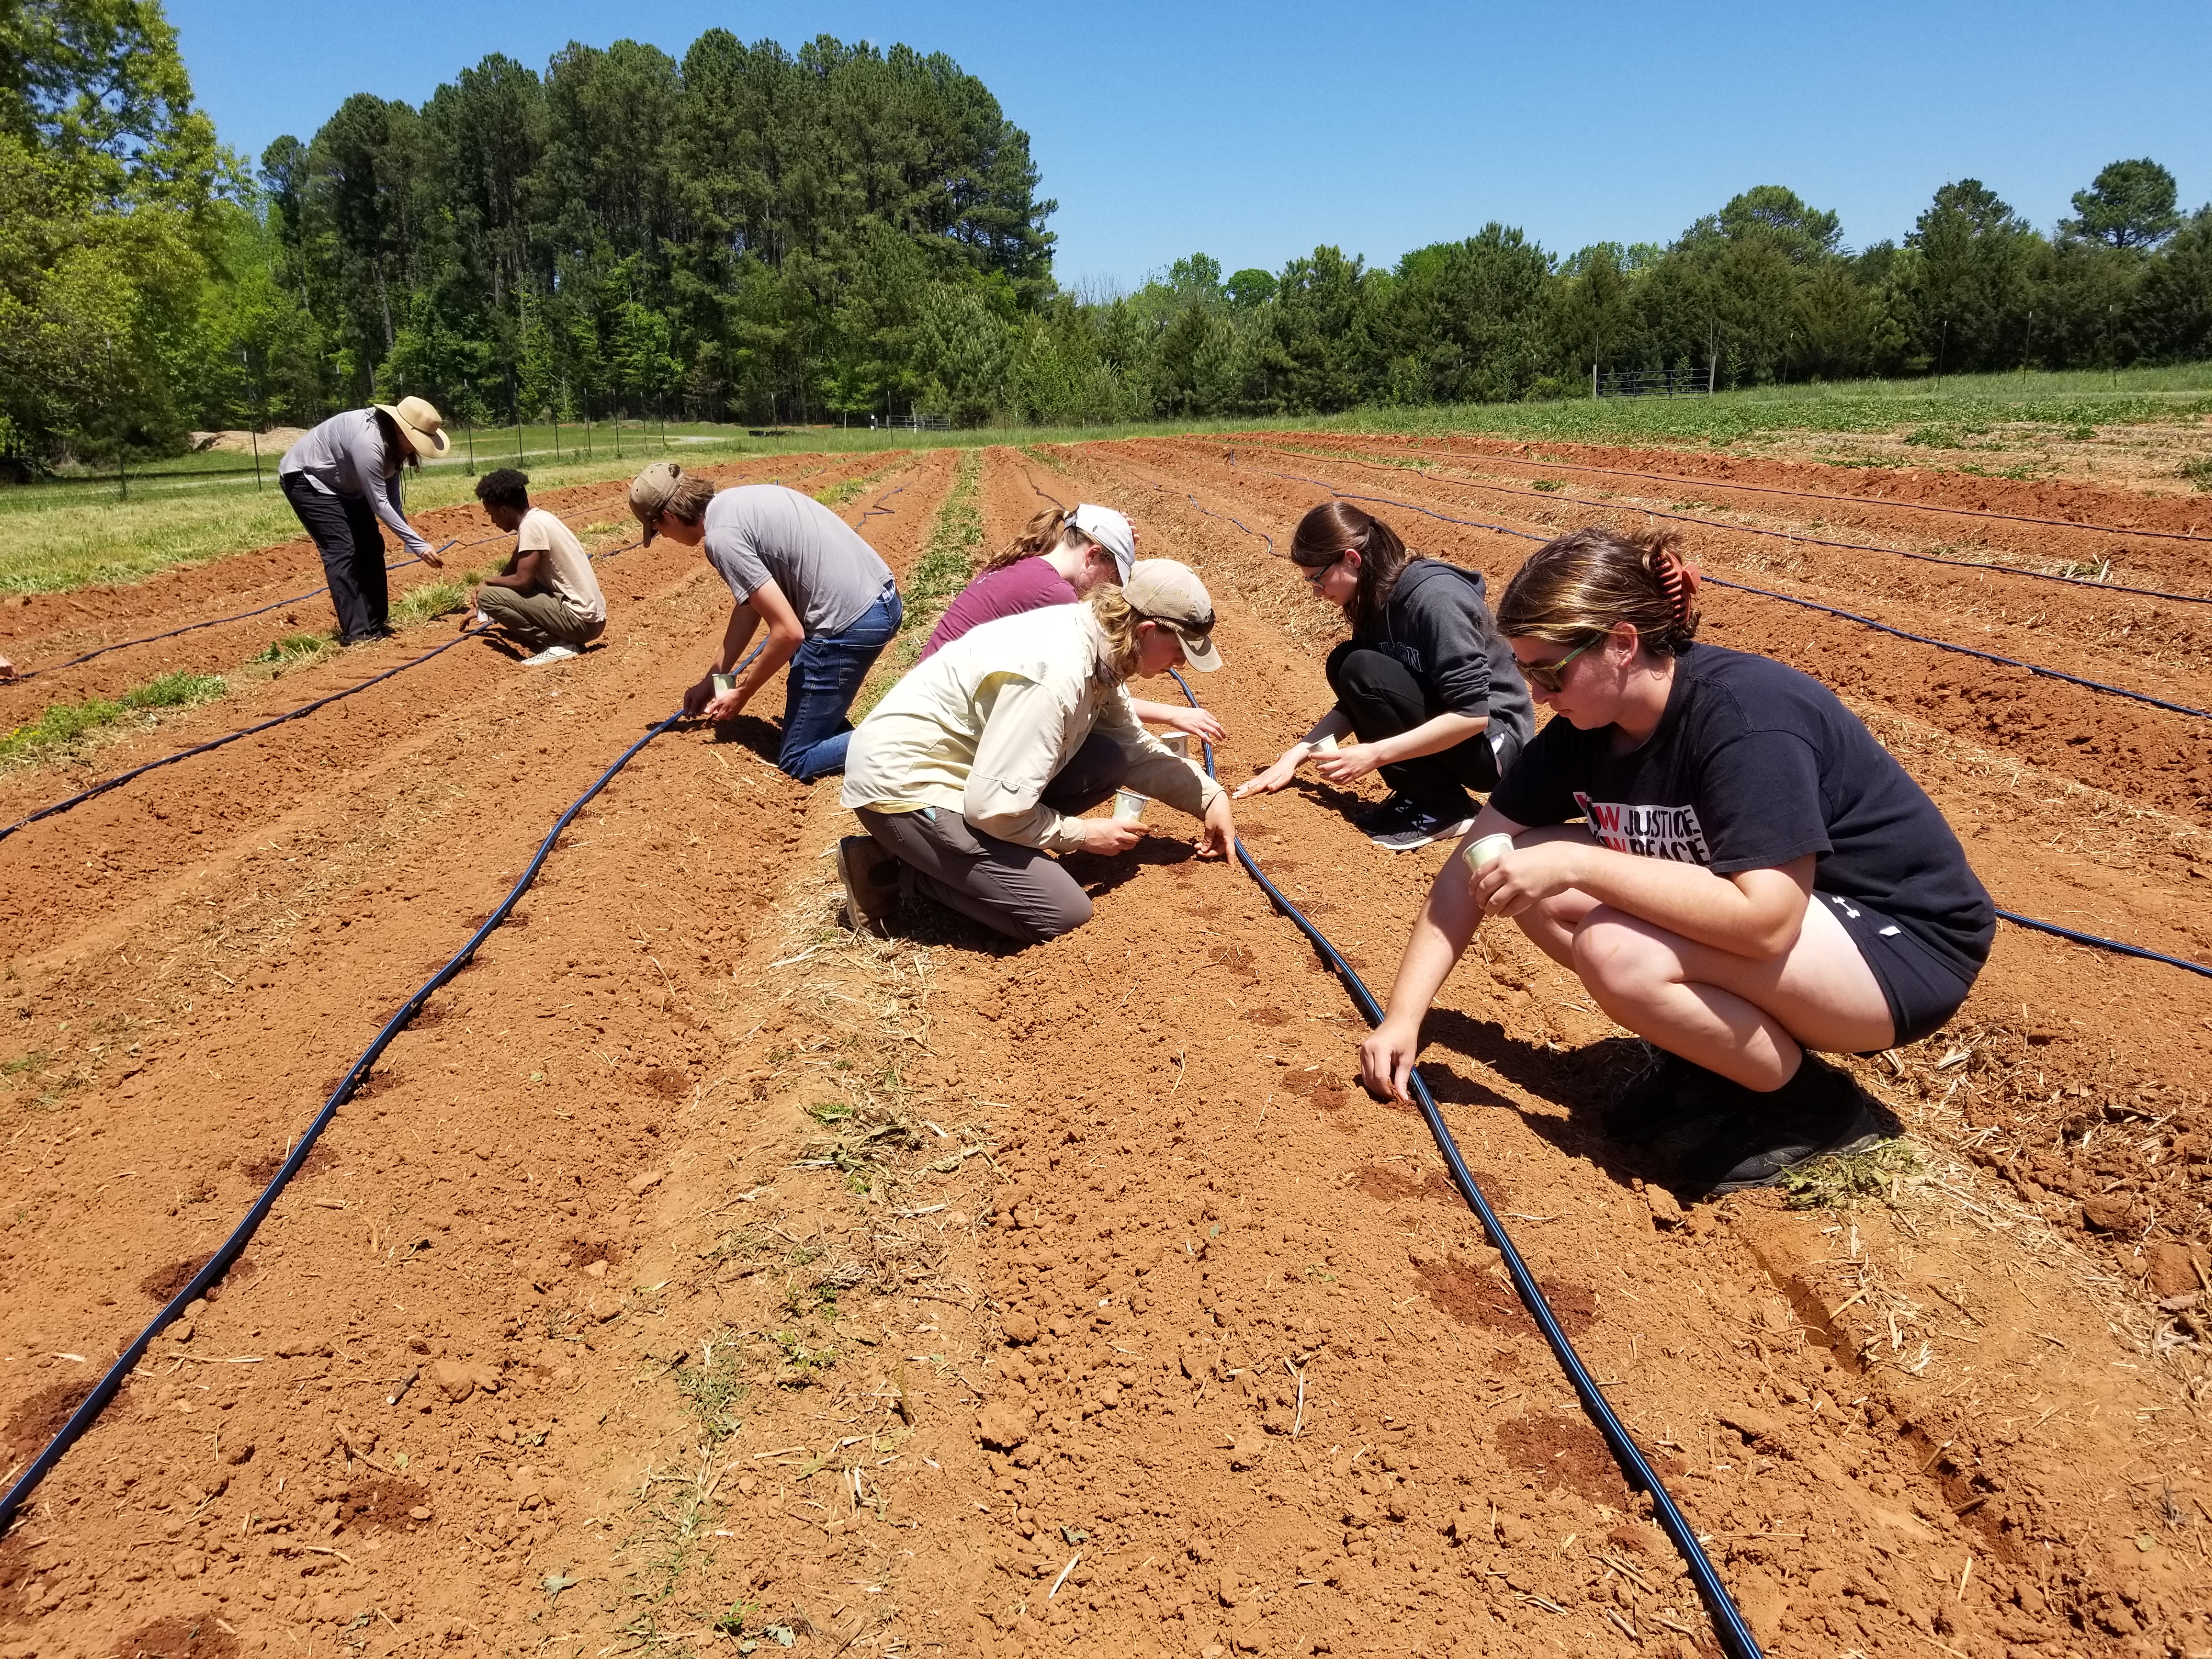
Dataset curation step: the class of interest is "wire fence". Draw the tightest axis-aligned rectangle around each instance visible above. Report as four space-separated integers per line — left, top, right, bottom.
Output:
1595 365 1717 398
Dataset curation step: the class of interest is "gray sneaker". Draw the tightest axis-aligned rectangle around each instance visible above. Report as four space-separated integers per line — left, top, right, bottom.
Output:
522 644 581 666
836 835 899 934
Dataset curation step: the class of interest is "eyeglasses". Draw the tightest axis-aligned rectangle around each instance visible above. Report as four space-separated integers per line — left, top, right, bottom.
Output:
1520 635 1599 694
1296 557 1342 586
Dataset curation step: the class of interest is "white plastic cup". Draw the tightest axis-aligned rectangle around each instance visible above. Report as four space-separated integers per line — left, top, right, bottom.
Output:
1313 733 1339 754
711 672 736 696
1113 789 1148 822
1464 833 1514 875
1160 732 1189 759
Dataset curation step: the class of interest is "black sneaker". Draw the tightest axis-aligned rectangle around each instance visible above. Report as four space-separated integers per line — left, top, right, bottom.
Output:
1600 1049 1748 1142
835 834 900 934
1677 1056 1895 1194
1355 793 1475 853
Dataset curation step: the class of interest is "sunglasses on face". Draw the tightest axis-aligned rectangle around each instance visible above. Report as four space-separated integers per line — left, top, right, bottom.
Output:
1520 635 1599 694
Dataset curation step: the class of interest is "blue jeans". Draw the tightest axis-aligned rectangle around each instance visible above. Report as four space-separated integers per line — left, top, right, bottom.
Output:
778 583 902 781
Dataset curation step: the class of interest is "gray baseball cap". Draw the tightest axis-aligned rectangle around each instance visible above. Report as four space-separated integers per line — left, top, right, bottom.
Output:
1068 504 1136 584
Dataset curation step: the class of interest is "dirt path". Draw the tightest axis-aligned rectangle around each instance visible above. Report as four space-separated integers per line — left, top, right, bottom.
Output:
2 436 2207 1659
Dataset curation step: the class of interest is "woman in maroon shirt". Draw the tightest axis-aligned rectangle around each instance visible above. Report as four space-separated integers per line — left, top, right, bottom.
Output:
920 503 1223 742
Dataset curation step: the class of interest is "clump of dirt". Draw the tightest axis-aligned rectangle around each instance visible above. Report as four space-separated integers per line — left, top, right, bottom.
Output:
1496 1409 1632 1504
137 1254 211 1302
1350 1164 1461 1206
111 1616 242 1656
337 1476 430 1530
234 1141 334 1184
638 1066 687 1098
1280 1065 1345 1105
4 1378 94 1460
136 1253 255 1303
1239 1006 1286 1025
564 1237 619 1269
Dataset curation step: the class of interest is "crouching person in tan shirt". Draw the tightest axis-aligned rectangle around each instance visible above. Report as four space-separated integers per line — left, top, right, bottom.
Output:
837 561 1237 945
467 469 608 665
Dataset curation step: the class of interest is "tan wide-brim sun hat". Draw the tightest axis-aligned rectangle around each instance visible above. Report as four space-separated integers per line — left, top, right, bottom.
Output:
375 396 452 459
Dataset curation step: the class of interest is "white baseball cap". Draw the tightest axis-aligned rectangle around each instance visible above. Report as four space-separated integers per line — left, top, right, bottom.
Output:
1068 504 1136 584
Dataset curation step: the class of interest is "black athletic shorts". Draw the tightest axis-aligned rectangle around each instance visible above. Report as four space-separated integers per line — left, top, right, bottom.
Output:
1816 891 1982 1051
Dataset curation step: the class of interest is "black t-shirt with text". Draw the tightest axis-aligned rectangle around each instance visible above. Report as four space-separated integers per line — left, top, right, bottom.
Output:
1489 643 1994 978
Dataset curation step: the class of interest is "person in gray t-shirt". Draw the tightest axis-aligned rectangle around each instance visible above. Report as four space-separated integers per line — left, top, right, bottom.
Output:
629 468 902 781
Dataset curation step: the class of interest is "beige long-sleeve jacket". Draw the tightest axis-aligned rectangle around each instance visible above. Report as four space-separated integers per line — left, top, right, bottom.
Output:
841 603 1222 851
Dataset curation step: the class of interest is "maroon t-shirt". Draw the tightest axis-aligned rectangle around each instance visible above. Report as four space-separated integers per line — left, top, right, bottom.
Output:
918 558 1079 661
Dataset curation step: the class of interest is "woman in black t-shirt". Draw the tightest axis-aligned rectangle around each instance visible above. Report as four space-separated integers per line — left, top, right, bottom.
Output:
1357 526 1994 1193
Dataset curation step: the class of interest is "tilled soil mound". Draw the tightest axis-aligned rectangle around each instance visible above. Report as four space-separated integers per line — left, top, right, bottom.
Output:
1 439 2206 1659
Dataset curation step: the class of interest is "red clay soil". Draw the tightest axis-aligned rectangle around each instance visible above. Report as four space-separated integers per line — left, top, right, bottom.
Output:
1294 427 2212 544
2 436 2208 1659
0 453 895 717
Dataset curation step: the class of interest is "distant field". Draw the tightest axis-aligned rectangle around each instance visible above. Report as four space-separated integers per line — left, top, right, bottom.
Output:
4 366 2208 595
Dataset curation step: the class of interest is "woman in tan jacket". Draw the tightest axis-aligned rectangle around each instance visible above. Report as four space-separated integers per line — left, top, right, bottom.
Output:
838 561 1237 944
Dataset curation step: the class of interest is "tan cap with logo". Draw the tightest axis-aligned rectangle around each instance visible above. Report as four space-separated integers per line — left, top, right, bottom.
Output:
628 461 683 543
1122 558 1222 672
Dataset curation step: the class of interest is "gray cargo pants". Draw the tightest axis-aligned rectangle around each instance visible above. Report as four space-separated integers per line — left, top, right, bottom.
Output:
854 731 1126 946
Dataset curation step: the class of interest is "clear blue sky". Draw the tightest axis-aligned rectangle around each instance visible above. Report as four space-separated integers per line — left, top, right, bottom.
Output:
169 0 2212 292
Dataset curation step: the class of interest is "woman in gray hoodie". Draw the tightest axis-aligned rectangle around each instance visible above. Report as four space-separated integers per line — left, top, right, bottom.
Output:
1236 500 1532 851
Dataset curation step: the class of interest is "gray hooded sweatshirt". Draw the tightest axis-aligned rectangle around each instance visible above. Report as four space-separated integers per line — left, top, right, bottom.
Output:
1356 558 1534 768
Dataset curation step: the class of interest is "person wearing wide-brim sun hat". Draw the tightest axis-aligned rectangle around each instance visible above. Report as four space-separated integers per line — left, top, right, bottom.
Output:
278 397 452 645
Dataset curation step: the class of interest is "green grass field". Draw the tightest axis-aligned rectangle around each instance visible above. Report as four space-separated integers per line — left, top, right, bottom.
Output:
3 366 2207 597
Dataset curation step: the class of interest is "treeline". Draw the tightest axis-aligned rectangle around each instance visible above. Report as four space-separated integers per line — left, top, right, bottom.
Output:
5 3 2212 463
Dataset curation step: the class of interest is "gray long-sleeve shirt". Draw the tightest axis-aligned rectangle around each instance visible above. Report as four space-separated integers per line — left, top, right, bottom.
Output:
278 409 430 557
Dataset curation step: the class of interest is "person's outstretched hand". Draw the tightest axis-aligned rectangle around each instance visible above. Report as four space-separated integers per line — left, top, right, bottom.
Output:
1233 748 1302 800
1159 704 1226 743
1358 1016 1421 1104
1314 742 1384 786
1076 818 1145 856
1195 793 1235 860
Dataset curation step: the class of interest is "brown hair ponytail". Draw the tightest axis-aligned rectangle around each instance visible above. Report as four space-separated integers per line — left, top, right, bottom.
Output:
1289 500 1413 635
982 506 1088 575
1496 526 1702 656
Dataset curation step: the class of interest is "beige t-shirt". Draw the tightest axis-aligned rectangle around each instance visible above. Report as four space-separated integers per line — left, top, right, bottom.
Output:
520 507 606 623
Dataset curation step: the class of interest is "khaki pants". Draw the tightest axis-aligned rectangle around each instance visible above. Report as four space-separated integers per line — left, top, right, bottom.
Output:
480 586 604 651
855 732 1126 946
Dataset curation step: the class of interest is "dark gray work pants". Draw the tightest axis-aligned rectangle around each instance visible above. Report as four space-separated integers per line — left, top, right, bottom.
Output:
855 732 1126 946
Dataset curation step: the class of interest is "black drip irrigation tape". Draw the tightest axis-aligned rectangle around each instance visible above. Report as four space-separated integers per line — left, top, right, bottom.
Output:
1993 909 2212 979
1369 437 2212 545
1246 444 2212 609
1700 575 2212 718
7 540 462 685
857 479 912 523
0 625 494 845
1233 457 2212 719
1163 662 1765 1659
0 701 696 1538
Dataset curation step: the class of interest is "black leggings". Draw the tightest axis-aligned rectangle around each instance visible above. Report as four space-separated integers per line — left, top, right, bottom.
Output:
1325 642 1501 803
281 473 389 643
